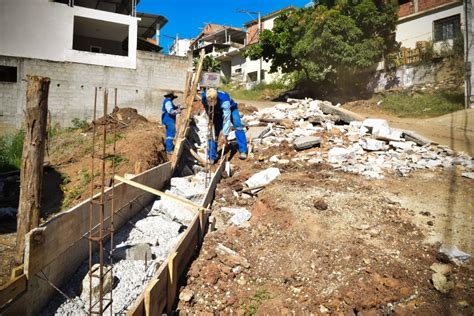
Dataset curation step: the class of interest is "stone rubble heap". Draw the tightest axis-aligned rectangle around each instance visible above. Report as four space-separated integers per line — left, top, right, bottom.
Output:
243 98 473 179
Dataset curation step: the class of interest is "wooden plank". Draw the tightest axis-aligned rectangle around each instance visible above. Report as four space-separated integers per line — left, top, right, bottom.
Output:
0 291 26 316
152 264 168 315
144 278 159 316
166 252 178 315
0 274 27 308
128 299 144 316
114 175 202 211
174 215 200 278
202 158 226 208
126 259 168 316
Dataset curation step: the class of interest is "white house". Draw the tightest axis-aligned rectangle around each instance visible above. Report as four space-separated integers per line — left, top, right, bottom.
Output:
169 38 192 57
0 0 168 69
396 0 464 49
189 7 294 88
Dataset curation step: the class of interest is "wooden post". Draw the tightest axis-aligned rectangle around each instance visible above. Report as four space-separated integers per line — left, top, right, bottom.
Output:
15 75 50 264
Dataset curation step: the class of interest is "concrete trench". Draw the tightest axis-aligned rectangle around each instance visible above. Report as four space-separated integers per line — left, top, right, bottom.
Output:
40 113 213 315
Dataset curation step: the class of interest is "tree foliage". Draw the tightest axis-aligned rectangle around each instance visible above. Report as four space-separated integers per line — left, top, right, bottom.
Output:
246 0 398 86
194 55 221 72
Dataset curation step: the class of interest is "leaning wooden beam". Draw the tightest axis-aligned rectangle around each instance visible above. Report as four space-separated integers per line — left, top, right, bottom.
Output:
114 175 203 212
172 49 206 171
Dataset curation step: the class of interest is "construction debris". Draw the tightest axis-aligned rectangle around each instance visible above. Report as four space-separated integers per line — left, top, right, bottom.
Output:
244 168 281 193
438 244 471 264
293 136 321 150
220 207 251 226
241 98 474 179
431 270 455 294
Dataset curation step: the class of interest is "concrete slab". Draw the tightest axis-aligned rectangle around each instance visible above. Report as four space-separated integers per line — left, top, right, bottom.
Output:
293 136 321 150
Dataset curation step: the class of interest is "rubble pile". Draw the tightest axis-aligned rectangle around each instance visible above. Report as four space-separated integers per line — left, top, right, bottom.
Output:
242 99 474 179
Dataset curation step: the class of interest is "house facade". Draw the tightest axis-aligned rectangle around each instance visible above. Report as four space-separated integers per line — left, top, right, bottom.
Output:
169 38 192 57
190 7 294 88
0 0 190 131
396 0 464 49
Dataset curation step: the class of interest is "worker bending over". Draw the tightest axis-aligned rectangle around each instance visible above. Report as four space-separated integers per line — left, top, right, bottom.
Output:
202 88 248 163
162 91 180 154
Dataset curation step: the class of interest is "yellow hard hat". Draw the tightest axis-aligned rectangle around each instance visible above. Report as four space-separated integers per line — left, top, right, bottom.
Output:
207 88 217 100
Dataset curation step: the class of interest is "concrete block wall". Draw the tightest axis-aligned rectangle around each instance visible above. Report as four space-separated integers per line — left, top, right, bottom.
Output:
0 51 190 132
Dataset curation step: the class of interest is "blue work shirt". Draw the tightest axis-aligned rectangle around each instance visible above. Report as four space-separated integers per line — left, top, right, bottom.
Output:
161 97 178 123
202 90 237 137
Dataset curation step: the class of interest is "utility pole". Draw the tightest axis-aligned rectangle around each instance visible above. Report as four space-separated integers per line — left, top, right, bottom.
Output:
15 75 50 264
464 0 472 109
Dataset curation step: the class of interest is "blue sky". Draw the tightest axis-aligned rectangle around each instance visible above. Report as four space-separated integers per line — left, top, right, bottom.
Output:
137 0 310 53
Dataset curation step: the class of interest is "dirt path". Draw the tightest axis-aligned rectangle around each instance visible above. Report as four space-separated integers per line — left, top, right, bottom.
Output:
236 99 279 111
176 144 473 314
344 104 474 156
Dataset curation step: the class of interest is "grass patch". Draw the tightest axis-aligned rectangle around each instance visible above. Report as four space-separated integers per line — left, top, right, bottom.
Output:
0 130 25 172
377 90 465 118
221 82 289 101
242 288 271 315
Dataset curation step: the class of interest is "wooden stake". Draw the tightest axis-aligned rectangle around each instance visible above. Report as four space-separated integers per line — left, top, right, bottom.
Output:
15 75 50 264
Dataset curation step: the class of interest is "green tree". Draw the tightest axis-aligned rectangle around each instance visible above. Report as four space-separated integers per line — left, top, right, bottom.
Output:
194 55 221 72
246 0 398 96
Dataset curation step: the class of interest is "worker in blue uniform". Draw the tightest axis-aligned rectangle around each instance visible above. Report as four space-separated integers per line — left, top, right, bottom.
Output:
162 92 180 154
202 88 248 163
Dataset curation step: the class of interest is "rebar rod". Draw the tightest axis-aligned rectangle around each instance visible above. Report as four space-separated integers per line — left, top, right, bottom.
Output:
88 86 98 315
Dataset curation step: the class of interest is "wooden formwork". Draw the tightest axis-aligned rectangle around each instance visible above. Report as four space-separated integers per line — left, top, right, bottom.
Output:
127 159 226 316
0 158 225 316
0 162 173 316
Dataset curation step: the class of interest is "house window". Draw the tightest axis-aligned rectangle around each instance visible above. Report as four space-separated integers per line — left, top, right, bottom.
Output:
398 0 411 4
73 16 129 56
0 66 17 83
234 68 242 74
434 15 460 42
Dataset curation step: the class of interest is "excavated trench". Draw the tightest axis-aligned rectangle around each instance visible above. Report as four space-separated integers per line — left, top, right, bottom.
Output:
40 114 212 315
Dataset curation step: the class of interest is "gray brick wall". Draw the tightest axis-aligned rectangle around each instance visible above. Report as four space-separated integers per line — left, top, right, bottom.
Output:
0 51 190 131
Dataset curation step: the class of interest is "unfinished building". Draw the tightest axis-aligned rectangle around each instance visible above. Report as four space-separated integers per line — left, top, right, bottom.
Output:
0 0 191 131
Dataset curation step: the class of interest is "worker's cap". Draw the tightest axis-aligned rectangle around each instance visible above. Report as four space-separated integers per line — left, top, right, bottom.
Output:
164 91 178 99
207 88 218 100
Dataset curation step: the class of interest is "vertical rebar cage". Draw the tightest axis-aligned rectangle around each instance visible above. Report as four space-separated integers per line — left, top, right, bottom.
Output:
88 87 117 315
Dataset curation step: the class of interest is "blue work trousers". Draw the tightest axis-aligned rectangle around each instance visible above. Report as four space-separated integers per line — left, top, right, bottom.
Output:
163 115 176 153
208 107 248 161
